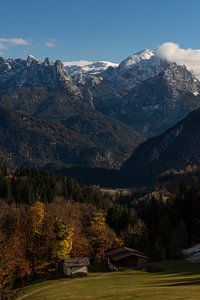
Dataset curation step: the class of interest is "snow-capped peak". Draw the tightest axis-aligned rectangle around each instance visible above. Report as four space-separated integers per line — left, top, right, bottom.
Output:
85 61 118 72
119 49 155 68
27 54 41 66
134 49 155 60
27 54 38 60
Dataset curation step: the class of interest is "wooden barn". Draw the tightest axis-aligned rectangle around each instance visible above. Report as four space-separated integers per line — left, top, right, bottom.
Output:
59 257 90 276
107 247 148 271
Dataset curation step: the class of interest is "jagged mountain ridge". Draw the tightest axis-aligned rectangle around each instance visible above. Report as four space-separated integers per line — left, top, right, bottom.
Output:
101 49 167 93
96 63 200 137
0 55 83 97
1 50 200 172
2 51 199 137
0 55 142 169
70 49 200 138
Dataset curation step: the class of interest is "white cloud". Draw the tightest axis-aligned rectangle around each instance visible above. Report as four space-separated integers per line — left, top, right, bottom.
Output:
45 40 56 48
0 38 30 46
0 38 30 56
157 42 200 78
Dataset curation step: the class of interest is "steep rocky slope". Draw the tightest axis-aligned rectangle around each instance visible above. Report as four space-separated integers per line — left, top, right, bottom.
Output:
122 107 200 185
99 63 200 137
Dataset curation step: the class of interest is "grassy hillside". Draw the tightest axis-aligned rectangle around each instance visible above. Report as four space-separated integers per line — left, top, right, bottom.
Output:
17 260 200 300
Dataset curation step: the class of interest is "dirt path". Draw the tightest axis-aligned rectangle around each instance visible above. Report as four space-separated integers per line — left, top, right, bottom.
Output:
17 283 57 300
17 274 111 300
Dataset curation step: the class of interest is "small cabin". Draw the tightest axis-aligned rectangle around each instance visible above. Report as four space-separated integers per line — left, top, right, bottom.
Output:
60 257 90 276
107 247 148 271
182 243 200 263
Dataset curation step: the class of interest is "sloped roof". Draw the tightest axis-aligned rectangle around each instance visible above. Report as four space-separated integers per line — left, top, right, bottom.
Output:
107 247 148 261
63 257 90 267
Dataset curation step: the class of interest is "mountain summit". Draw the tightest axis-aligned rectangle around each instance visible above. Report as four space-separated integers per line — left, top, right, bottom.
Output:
119 49 155 68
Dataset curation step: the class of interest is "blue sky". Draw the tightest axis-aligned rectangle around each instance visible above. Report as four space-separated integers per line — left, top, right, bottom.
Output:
1 0 200 62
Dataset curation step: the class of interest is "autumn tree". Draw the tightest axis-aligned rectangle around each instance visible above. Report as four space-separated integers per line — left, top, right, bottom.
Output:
51 219 73 260
88 212 123 262
27 201 46 272
71 236 90 258
0 202 31 294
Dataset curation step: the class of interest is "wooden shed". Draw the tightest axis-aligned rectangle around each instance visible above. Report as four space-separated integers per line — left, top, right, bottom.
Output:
107 247 148 271
61 257 90 276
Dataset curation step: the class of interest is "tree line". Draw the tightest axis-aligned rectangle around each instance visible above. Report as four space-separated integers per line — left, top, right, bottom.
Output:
0 165 200 298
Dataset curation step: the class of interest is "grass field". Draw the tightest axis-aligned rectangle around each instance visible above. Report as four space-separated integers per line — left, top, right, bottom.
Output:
17 260 200 300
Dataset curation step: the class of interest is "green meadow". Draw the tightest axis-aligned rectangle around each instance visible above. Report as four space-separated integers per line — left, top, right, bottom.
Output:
17 260 200 300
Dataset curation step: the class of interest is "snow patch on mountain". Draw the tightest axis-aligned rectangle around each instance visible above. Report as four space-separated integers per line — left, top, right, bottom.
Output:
63 60 94 67
27 54 41 66
64 60 118 75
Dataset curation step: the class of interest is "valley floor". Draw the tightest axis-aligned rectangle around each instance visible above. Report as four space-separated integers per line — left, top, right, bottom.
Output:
17 260 200 300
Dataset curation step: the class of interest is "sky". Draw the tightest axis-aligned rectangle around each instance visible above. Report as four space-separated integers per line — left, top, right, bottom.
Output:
1 0 200 63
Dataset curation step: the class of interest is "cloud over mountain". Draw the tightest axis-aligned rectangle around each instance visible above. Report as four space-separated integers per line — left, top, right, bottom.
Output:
157 42 200 78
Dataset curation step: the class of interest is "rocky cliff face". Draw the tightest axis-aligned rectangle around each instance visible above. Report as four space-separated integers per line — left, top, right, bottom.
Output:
0 55 77 91
78 51 200 138
101 63 200 137
101 49 167 93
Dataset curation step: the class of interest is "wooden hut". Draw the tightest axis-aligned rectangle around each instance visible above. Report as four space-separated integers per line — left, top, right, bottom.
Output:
60 257 90 276
107 247 148 271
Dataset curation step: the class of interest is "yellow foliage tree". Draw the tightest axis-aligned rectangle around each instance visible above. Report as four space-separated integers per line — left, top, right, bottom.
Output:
52 219 73 260
28 201 46 271
30 201 45 236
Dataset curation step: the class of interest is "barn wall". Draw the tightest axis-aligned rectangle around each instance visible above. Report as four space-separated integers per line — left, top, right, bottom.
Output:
63 265 88 276
113 256 138 268
109 256 147 269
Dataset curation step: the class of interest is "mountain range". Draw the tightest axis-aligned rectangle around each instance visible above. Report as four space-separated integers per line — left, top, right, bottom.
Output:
1 49 200 186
